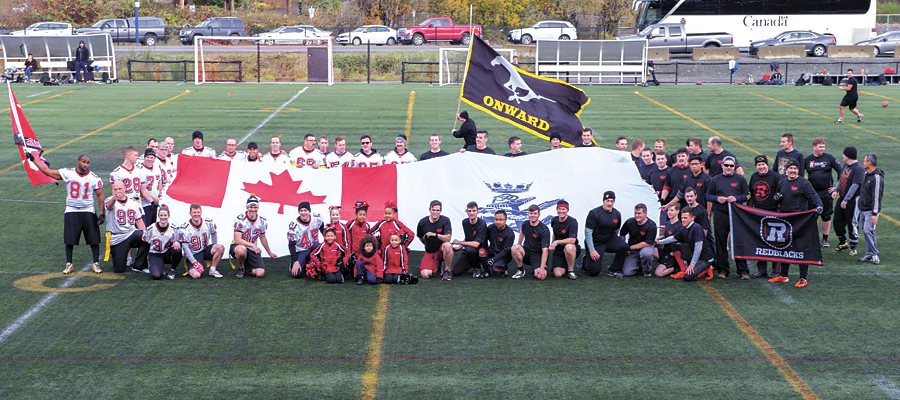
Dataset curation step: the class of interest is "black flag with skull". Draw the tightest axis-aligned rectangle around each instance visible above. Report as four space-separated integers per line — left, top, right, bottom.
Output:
460 35 590 146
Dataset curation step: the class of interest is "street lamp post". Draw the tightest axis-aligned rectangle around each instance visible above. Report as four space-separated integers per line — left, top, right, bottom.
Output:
134 0 140 45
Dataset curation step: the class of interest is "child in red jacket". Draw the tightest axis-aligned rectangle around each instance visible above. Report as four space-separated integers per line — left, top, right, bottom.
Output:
372 201 415 250
355 235 382 285
382 233 410 284
323 206 351 270
310 228 348 283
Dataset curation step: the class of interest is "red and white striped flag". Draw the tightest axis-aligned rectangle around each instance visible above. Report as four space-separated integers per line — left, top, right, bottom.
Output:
8 82 56 186
162 149 657 255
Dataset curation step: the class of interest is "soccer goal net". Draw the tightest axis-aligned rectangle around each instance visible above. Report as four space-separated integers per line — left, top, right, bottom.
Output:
193 36 333 85
439 47 515 86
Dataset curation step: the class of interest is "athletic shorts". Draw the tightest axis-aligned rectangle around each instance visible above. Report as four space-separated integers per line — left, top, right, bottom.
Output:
189 245 215 269
64 212 100 246
840 96 858 109
230 243 265 270
522 248 544 268
420 250 444 274
552 245 581 269
816 190 834 221
142 204 158 226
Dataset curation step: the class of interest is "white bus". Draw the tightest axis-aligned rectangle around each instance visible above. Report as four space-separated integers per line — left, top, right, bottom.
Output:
632 0 876 47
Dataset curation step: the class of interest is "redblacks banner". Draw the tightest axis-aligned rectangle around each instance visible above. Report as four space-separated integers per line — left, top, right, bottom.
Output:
162 148 657 256
730 204 824 266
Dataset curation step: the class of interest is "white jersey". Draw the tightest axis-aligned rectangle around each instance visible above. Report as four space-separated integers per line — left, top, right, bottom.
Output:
136 161 166 207
262 151 291 164
383 149 417 165
178 218 218 253
353 151 383 168
325 151 354 168
288 147 326 169
106 198 144 246
109 164 146 202
158 154 178 183
59 168 103 213
217 150 248 162
233 212 268 245
287 215 323 252
142 222 180 254
181 146 217 158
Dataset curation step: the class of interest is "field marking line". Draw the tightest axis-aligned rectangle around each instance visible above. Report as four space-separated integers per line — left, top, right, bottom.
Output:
871 375 900 399
238 87 308 145
0 89 191 177
360 284 390 400
637 91 900 229
0 90 75 115
750 92 900 142
763 281 800 306
0 263 91 345
700 282 820 400
26 90 54 98
0 198 64 204
635 92 760 154
862 91 900 103
403 90 416 141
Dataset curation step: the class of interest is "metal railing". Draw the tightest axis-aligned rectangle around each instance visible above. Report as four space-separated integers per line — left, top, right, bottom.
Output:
652 59 900 85
876 14 900 25
127 59 242 82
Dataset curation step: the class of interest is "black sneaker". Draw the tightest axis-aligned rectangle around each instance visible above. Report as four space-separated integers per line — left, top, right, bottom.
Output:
441 270 452 281
166 270 176 280
472 267 483 279
740 272 750 280
235 266 244 279
858 114 864 123
356 276 365 285
751 271 770 279
643 272 653 277
499 268 509 278
611 272 624 278
566 271 577 280
606 271 616 278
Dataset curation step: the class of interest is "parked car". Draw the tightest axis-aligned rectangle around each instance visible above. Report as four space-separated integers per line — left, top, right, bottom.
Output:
855 31 900 57
397 18 482 46
337 25 397 46
507 21 576 45
256 25 331 45
10 22 73 36
749 30 834 57
617 23 732 53
179 17 246 45
76 17 167 45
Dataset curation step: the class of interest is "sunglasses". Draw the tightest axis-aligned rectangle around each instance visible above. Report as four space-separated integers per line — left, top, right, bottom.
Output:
361 141 371 145
723 164 735 167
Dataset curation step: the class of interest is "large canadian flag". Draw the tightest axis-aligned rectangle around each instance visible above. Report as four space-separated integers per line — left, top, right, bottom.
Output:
8 82 56 186
162 148 657 255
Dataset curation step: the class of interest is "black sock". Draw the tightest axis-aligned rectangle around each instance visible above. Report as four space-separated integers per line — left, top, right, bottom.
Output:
822 234 828 240
65 245 74 263
90 245 100 263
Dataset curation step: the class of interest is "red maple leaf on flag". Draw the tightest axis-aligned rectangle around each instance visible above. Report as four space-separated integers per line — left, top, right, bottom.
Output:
241 170 327 214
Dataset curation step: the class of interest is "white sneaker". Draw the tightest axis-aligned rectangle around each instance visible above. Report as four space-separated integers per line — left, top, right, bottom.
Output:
871 255 880 265
511 269 526 279
63 262 75 274
126 257 134 267
209 267 223 278
92 262 102 274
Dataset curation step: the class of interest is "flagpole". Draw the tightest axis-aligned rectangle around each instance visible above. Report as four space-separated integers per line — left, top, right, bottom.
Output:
452 3 473 132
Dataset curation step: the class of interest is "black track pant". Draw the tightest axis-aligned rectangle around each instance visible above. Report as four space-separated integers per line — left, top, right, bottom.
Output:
451 246 481 276
779 264 809 280
833 196 859 246
110 231 148 273
582 237 628 277
148 249 182 280
713 209 748 276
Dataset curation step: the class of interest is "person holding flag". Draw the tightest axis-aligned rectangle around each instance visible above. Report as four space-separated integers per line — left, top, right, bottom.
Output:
769 160 823 288
31 153 105 274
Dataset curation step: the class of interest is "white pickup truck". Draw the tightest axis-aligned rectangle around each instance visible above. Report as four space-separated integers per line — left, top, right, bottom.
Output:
617 23 733 53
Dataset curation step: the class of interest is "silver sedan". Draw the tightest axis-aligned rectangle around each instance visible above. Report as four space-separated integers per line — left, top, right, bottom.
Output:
856 31 900 57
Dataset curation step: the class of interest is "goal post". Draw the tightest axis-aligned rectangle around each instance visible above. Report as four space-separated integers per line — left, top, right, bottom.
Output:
439 47 515 86
193 36 333 85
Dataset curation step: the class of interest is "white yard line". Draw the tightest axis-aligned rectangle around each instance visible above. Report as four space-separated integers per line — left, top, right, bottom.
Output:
26 90 54 98
0 263 91 344
238 86 308 145
0 198 65 205
872 375 900 399
762 281 800 306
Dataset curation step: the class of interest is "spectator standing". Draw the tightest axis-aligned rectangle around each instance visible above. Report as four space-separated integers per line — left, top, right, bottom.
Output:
833 146 865 256
420 134 450 161
504 136 528 157
804 138 842 247
452 111 477 150
74 41 90 82
774 133 803 176
705 156 750 279
857 154 883 265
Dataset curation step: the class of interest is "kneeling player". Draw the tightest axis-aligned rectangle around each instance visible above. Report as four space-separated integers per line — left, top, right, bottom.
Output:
620 203 657 277
142 205 182 280
231 195 276 278
657 207 715 282
355 235 383 285
482 210 515 277
511 205 550 280
416 200 454 280
382 233 411 283
309 228 348 283
654 203 682 277
549 200 580 280
288 201 323 278
179 204 226 279
450 202 488 278
106 181 149 273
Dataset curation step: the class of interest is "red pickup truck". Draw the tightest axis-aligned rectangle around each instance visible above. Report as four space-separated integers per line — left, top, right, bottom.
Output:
397 18 482 46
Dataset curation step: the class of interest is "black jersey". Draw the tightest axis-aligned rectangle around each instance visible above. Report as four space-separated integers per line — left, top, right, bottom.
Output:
619 217 657 247
705 150 740 177
707 173 749 213
774 149 804 176
837 161 865 199
465 145 496 155
486 224 515 255
845 76 859 99
649 167 672 203
749 170 782 211
777 177 823 212
804 153 841 191
461 218 488 249
521 221 551 253
674 222 715 261
550 216 579 247
420 150 449 161
664 164 691 200
585 206 622 244
503 151 528 157
680 171 712 208
685 204 710 231
416 215 452 253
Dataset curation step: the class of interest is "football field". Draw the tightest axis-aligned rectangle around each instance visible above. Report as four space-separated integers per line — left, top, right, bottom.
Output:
0 82 899 399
